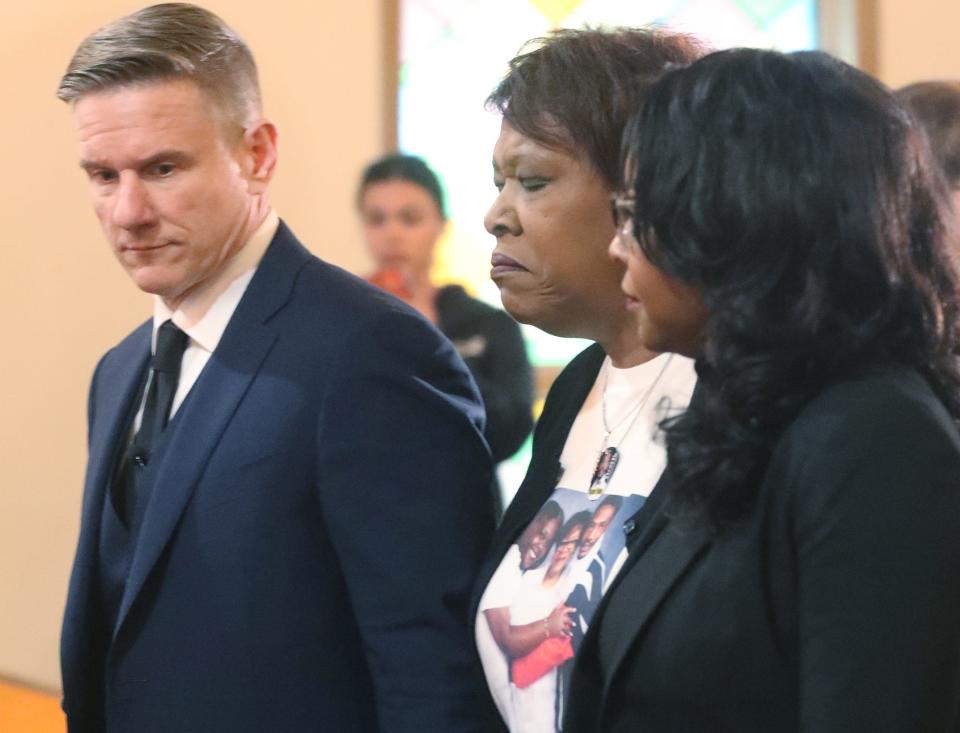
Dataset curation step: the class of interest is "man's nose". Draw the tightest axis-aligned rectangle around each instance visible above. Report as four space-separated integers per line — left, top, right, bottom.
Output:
111 173 156 230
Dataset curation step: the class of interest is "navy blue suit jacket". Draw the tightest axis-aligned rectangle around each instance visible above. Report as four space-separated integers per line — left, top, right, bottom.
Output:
61 223 499 732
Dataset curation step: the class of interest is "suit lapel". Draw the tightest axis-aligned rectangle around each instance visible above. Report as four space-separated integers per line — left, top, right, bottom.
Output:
62 322 150 698
113 222 310 638
598 515 711 694
81 324 151 555
114 323 276 637
563 500 710 732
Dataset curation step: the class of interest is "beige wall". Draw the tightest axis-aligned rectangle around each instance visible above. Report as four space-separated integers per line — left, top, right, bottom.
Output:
0 0 384 690
5 0 960 694
875 0 960 88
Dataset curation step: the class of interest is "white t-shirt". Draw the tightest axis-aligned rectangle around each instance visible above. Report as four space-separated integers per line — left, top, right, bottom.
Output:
476 353 696 732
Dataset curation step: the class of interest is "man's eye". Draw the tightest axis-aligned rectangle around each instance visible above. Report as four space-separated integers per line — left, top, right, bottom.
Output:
493 178 505 192
154 163 176 176
91 170 117 184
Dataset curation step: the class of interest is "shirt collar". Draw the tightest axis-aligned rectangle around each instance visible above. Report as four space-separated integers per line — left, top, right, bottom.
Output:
152 209 280 353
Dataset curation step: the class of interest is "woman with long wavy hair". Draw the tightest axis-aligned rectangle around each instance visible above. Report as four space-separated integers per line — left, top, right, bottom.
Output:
569 48 960 732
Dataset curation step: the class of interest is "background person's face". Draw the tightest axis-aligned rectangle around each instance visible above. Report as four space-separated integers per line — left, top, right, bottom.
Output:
74 79 258 307
518 514 562 570
360 179 444 282
484 121 630 340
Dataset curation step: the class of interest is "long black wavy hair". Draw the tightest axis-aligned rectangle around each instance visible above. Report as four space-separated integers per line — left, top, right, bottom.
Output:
623 49 960 527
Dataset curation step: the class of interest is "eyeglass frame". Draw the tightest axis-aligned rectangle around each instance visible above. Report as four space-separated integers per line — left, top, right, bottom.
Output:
609 192 637 245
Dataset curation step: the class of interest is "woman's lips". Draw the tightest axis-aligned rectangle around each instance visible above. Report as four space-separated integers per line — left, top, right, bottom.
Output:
490 251 527 279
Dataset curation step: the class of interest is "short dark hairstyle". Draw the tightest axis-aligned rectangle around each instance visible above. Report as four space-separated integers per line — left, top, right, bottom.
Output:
624 49 960 526
486 27 704 188
897 81 960 187
358 154 446 219
57 3 260 129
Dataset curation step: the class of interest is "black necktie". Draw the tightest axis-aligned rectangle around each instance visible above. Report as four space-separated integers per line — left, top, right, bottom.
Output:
116 320 190 525
136 320 190 450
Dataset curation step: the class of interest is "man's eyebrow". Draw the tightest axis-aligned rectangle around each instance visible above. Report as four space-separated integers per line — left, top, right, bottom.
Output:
79 150 193 173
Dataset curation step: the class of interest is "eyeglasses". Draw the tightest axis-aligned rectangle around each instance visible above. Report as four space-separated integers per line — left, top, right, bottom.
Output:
609 193 636 243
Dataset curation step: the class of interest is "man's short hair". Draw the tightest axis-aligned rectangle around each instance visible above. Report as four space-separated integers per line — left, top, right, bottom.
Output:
897 81 960 188
486 27 704 188
56 2 261 130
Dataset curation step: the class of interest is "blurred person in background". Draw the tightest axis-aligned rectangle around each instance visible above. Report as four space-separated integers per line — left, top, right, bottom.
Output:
359 154 535 490
897 80 960 208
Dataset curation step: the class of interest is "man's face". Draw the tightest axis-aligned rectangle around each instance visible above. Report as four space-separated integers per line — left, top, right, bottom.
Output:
73 79 259 307
517 514 562 571
577 503 619 559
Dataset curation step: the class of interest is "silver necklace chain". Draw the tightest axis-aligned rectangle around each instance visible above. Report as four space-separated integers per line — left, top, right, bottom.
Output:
600 353 674 451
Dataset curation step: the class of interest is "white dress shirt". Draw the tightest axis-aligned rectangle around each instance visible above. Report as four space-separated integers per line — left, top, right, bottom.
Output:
134 210 279 431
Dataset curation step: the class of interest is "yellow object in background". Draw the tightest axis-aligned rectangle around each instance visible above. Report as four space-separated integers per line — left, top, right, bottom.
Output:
0 679 64 733
528 0 583 25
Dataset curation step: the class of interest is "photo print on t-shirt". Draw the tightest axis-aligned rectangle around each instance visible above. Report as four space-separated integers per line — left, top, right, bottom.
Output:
477 487 645 732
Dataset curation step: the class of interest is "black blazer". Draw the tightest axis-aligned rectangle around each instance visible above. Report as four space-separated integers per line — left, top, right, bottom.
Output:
564 364 960 732
61 223 499 733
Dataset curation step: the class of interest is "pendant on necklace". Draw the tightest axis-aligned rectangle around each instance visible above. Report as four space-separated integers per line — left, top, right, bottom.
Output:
588 446 620 499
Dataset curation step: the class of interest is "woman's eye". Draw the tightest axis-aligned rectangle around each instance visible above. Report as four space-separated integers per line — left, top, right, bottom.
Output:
519 177 548 192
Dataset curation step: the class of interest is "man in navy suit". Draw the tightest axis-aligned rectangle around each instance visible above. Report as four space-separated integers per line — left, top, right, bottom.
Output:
57 5 497 732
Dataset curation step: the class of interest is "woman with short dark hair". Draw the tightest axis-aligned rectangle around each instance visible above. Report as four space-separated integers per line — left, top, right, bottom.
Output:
471 28 704 732
585 48 960 732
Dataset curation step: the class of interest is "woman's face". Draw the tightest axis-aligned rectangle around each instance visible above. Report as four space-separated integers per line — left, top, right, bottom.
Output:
484 121 629 340
548 524 583 575
608 199 708 358
359 179 444 282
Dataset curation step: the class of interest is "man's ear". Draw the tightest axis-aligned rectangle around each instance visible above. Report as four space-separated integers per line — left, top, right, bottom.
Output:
241 118 278 194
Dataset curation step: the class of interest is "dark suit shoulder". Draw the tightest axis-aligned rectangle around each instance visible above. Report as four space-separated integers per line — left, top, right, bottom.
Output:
764 364 960 546
770 365 960 483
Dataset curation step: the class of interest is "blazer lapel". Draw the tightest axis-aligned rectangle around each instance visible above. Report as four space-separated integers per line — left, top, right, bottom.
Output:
62 322 150 696
79 324 151 560
113 222 309 639
585 499 711 730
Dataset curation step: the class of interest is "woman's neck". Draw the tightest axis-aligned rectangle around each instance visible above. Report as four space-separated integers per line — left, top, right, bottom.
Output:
598 323 659 368
404 272 438 324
